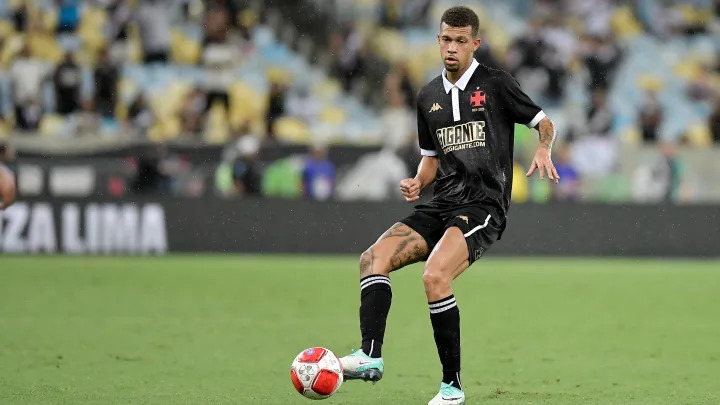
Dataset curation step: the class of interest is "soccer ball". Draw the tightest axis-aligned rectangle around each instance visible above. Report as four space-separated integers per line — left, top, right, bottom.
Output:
290 347 343 400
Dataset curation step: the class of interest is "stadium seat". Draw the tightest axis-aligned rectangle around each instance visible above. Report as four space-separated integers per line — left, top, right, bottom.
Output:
610 6 643 39
204 102 230 144
170 28 201 65
78 8 108 55
319 106 348 125
273 117 310 144
39 114 65 138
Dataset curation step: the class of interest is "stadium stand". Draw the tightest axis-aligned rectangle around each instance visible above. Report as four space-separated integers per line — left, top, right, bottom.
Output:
0 0 718 202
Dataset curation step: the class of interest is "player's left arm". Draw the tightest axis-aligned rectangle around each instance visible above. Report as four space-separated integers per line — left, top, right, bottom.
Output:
498 72 559 184
526 117 559 184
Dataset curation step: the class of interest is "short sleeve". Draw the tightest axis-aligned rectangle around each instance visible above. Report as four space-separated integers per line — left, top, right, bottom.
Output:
417 100 437 156
499 72 545 128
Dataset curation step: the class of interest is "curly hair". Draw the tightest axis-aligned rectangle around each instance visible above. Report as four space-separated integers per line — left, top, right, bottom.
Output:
440 6 480 38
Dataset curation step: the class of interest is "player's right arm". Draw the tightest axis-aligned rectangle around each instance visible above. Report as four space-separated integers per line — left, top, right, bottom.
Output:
400 156 438 202
400 93 439 202
0 163 16 209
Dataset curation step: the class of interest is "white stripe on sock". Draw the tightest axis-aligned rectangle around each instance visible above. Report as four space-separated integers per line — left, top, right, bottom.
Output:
429 302 457 314
428 296 455 308
369 339 375 357
456 372 462 390
361 279 391 290
360 275 389 289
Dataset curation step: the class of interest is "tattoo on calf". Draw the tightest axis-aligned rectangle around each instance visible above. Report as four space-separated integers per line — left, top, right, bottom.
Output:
359 247 374 277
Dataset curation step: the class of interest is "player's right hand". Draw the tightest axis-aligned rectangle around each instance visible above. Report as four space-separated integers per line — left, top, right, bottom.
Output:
399 178 422 202
0 164 16 210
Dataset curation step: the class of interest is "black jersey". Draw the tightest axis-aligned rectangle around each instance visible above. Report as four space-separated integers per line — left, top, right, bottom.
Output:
416 59 544 227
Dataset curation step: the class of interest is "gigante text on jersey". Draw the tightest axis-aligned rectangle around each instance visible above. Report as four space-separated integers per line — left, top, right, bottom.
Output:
436 121 486 153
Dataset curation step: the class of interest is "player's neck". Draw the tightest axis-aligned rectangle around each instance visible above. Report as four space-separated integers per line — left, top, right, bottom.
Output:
446 62 471 84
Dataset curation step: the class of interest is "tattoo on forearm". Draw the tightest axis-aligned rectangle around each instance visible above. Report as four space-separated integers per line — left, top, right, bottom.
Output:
538 119 556 150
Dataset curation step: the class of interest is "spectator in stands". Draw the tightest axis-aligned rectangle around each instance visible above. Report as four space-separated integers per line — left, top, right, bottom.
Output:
132 145 171 195
11 1 27 32
94 48 119 119
204 1 231 44
686 63 716 102
204 0 230 45
473 28 503 70
302 144 335 201
127 94 153 135
231 137 262 197
507 18 564 102
710 97 720 143
329 24 366 92
393 61 416 109
583 34 622 91
380 77 414 151
551 143 580 201
56 0 81 33
266 81 287 139
9 44 48 130
136 0 171 63
54 51 81 116
639 89 664 142
180 87 207 134
568 88 617 176
405 0 433 27
379 0 404 28
286 85 319 125
632 142 681 202
586 88 613 138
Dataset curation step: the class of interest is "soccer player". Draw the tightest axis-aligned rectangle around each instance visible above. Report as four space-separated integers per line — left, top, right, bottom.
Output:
339 6 559 405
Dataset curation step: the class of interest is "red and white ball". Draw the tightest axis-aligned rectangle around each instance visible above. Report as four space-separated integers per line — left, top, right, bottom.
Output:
290 347 343 400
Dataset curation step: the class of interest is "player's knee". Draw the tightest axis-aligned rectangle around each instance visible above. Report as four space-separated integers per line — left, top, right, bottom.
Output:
422 267 450 292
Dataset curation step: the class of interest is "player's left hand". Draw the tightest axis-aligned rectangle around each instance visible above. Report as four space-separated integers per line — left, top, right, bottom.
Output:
526 148 559 184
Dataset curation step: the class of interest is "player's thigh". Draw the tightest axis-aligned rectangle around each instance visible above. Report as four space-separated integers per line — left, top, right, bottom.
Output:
360 223 430 277
424 226 470 283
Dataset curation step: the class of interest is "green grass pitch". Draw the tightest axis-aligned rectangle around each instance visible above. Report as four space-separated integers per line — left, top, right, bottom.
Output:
1 255 719 404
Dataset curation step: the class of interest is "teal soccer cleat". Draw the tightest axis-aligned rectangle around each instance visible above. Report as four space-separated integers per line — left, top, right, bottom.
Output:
339 349 384 383
427 382 465 405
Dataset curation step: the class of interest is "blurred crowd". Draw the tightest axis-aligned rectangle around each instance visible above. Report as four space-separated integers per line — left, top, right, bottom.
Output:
0 0 719 203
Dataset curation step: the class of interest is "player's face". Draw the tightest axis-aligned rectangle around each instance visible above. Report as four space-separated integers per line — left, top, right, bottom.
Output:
438 23 480 73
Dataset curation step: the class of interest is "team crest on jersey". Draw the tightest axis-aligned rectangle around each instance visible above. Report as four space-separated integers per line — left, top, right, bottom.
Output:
470 90 486 112
429 103 442 112
457 215 469 224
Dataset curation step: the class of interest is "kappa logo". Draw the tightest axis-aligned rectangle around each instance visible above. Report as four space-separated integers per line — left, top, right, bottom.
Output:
429 103 442 112
457 215 469 224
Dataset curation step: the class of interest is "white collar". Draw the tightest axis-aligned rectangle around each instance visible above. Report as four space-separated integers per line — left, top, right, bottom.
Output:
442 58 480 94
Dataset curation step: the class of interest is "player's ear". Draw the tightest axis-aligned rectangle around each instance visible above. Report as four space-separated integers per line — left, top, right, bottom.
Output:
473 38 481 51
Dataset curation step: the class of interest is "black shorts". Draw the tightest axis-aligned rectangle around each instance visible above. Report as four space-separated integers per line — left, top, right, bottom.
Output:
400 204 501 265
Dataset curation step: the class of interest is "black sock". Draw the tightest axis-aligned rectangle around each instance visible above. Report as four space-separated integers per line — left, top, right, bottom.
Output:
429 294 462 390
359 275 392 358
